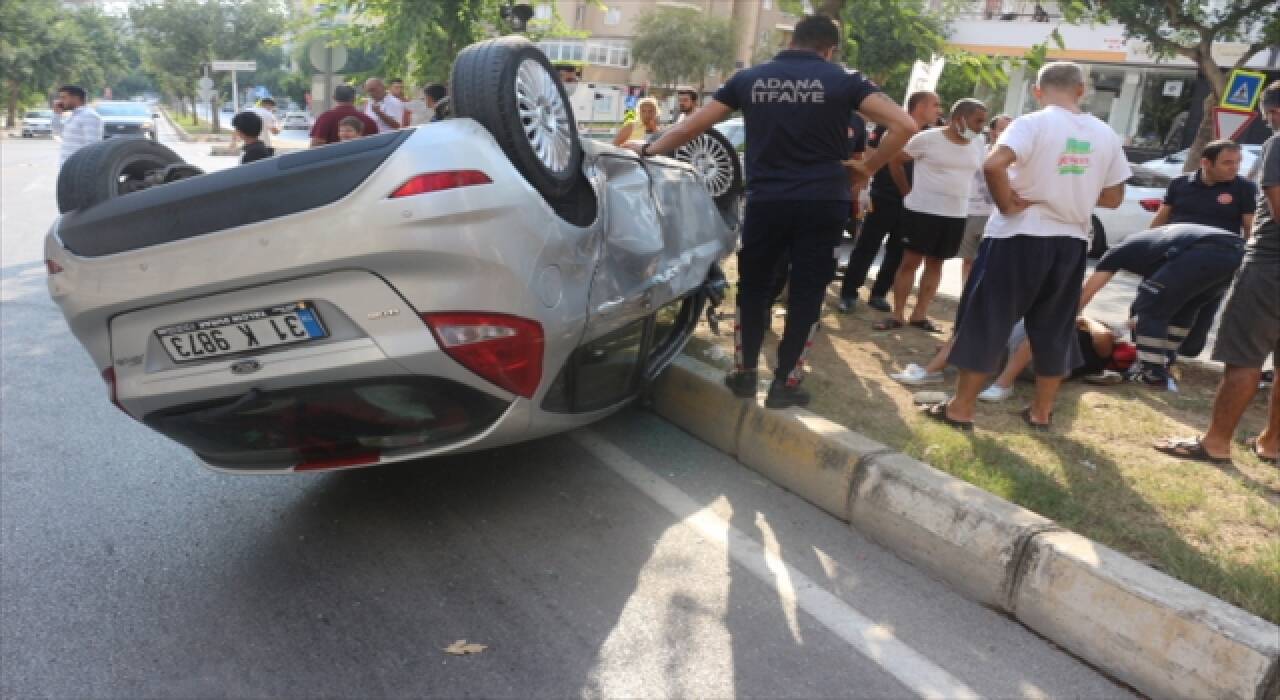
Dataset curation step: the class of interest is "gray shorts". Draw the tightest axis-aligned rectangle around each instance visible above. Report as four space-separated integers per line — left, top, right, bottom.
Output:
958 215 988 260
1212 257 1280 368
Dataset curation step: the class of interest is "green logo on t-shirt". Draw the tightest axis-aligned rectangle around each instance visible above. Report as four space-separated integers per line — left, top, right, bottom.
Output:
1057 138 1092 175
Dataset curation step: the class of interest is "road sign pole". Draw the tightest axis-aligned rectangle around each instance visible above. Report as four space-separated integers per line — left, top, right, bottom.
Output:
232 71 239 114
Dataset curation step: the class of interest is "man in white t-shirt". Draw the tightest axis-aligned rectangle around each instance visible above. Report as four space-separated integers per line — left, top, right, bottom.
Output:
874 99 988 332
248 97 280 148
958 114 1011 281
926 62 1131 431
362 77 405 133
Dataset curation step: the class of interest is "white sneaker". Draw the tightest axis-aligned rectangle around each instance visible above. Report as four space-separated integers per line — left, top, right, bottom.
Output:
890 363 943 386
978 383 1013 402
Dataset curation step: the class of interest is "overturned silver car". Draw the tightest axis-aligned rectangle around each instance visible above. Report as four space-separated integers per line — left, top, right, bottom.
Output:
45 37 742 473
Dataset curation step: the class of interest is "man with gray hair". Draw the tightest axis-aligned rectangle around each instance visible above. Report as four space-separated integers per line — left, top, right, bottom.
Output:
923 61 1131 430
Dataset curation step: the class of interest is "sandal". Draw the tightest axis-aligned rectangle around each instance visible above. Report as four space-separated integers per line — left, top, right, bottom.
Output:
908 319 941 333
920 401 973 431
1020 406 1051 431
1153 437 1231 465
1245 436 1278 464
873 318 904 331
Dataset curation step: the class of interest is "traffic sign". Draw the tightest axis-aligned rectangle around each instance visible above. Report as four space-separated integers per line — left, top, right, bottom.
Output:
1219 69 1265 112
197 76 213 90
212 60 257 71
308 41 347 73
1213 107 1257 141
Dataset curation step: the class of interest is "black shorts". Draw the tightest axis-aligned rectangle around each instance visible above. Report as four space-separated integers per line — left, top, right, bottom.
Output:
899 209 967 259
948 235 1088 377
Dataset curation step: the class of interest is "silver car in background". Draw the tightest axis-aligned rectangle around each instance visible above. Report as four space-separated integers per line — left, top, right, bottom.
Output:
45 37 742 474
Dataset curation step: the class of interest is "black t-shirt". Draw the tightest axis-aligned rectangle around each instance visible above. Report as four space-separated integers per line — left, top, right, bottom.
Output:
868 124 914 201
714 50 880 201
1162 171 1257 235
1096 223 1244 278
1071 328 1109 379
241 141 274 164
849 112 867 156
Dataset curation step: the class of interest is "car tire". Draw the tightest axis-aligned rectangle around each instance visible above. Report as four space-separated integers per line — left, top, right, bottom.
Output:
1088 215 1108 259
56 137 185 213
672 127 744 217
450 36 584 200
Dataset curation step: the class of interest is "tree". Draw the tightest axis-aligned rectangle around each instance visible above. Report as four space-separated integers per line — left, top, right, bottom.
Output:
0 0 128 126
131 0 287 131
631 6 737 90
336 0 506 86
1059 0 1280 169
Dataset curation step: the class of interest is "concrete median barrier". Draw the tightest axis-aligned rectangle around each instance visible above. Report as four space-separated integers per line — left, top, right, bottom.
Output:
1014 531 1280 700
849 451 1060 610
651 353 1280 700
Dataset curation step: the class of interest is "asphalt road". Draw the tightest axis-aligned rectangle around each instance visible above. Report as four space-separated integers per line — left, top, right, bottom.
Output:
2 131 1132 697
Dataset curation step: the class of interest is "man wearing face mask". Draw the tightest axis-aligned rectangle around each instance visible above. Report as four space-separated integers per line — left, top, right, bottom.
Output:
873 98 989 333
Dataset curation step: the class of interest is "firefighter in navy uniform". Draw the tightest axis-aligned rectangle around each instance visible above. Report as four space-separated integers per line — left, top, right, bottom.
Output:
629 14 917 408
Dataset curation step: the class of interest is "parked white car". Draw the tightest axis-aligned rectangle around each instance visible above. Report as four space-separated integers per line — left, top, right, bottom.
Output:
21 109 54 138
1137 144 1262 181
281 111 311 130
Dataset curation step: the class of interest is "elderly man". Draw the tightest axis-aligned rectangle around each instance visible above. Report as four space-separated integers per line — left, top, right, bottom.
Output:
926 62 1131 430
363 77 405 133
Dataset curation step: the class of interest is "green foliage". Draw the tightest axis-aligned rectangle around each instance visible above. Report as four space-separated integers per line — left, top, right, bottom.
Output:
1058 0 1279 66
630 6 737 88
336 0 506 85
0 0 128 123
840 0 949 85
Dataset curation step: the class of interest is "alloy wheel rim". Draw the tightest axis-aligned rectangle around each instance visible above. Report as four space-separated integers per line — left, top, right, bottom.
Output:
675 134 734 198
515 58 573 174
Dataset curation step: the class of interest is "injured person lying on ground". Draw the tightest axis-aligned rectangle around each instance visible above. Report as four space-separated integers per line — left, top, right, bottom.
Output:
891 315 1137 400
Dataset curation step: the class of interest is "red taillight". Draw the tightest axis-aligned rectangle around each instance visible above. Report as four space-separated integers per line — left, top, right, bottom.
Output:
390 170 492 198
45 259 63 274
1139 198 1162 213
296 450 382 472
101 367 135 419
421 313 544 398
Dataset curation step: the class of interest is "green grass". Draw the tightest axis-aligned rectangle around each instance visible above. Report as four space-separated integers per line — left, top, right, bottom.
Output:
686 261 1280 625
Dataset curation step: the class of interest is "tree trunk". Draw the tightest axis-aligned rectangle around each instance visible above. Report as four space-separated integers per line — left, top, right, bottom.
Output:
1183 50 1227 172
6 79 19 129
818 0 844 18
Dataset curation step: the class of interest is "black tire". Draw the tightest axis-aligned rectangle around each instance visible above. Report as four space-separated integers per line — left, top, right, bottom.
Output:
56 138 184 213
1088 214 1109 259
672 127 744 216
450 36 584 199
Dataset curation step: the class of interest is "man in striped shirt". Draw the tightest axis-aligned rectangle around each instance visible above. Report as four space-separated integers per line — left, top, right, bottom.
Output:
51 85 103 165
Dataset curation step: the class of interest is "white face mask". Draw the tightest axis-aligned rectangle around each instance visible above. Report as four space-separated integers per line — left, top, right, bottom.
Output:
955 122 981 141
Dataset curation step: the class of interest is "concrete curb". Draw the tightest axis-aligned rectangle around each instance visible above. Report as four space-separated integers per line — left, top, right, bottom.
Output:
651 354 1280 700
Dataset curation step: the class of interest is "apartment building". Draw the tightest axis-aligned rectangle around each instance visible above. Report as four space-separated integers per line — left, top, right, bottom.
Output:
532 0 802 91
945 0 1280 149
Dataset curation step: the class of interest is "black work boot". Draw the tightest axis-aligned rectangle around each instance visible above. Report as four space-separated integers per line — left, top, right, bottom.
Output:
724 370 758 398
765 380 811 409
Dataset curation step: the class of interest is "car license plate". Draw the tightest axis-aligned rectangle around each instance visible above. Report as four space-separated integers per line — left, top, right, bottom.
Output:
155 302 327 363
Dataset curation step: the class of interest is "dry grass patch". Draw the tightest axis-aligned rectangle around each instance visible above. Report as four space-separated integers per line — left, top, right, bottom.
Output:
687 259 1280 624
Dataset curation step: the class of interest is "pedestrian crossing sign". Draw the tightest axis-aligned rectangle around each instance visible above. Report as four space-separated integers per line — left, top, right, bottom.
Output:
1219 69 1266 113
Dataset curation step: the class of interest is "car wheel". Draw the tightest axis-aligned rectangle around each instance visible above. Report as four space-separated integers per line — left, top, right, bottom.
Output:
673 127 743 216
56 138 185 213
1088 215 1108 259
450 36 584 200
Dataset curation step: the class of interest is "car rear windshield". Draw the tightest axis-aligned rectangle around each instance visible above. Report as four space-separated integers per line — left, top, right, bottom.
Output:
95 103 150 117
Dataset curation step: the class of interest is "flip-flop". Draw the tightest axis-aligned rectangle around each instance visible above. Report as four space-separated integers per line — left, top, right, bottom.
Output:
909 319 941 333
920 401 973 431
1245 436 1278 464
1153 437 1231 465
1020 407 1051 431
873 318 904 331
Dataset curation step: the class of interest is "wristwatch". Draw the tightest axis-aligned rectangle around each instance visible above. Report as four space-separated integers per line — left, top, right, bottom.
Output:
639 143 650 157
